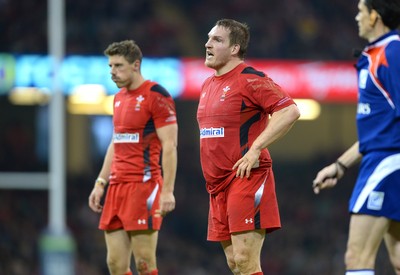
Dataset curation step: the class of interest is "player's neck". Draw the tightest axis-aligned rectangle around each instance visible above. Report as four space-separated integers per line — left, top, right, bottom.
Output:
215 60 243 77
127 74 146 91
367 23 391 43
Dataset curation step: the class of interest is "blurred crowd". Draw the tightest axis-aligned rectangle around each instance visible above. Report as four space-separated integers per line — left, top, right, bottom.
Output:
1 0 365 59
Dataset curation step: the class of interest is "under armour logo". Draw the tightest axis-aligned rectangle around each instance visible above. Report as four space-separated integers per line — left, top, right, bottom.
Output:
138 219 146 225
245 218 253 224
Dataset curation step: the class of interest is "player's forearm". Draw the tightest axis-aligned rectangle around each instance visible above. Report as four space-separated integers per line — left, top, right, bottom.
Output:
252 104 300 151
336 141 362 169
98 141 114 180
161 144 177 193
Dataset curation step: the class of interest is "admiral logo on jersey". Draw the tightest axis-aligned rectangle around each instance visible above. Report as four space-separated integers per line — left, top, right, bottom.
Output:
113 133 140 143
200 127 225 138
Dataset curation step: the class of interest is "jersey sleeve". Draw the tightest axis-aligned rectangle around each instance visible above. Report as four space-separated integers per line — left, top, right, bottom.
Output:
242 73 295 114
149 84 177 128
381 41 400 116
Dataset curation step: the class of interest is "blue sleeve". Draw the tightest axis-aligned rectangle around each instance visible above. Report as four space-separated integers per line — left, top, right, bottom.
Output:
380 41 400 116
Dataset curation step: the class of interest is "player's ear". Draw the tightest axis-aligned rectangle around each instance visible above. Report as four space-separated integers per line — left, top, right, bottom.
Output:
132 59 141 71
231 44 240 55
369 9 380 27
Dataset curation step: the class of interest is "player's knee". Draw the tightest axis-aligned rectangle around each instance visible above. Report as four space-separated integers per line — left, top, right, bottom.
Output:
136 258 153 274
344 240 365 268
233 250 252 272
106 255 127 275
344 248 360 268
226 257 239 274
345 246 374 269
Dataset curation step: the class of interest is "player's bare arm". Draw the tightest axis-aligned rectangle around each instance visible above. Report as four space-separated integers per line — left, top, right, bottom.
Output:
312 141 362 194
233 104 300 178
155 123 178 217
88 141 114 212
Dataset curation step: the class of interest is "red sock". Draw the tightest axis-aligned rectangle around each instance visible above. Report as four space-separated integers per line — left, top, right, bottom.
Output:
251 272 263 275
138 269 158 275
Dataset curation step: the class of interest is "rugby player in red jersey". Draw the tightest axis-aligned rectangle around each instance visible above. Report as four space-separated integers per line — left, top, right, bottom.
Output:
88 40 178 275
197 19 300 275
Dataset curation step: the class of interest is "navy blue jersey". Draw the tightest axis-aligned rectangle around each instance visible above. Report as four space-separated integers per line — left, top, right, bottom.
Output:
356 30 400 154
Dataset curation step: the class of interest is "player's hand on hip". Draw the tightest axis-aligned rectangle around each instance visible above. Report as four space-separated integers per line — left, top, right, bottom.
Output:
233 150 260 178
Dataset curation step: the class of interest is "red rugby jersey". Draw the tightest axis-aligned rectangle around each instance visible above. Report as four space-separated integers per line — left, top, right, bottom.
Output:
197 63 295 194
110 80 177 184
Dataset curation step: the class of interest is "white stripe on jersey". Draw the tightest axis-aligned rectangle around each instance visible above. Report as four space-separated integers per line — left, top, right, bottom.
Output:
364 51 395 109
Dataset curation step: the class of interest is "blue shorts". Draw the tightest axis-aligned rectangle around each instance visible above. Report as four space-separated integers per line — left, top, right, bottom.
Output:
349 151 400 221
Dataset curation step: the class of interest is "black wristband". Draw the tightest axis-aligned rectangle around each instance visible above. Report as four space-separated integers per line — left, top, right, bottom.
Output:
336 160 348 172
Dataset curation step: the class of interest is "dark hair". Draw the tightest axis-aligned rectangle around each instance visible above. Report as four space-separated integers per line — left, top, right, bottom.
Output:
104 40 143 64
215 19 250 59
364 0 400 30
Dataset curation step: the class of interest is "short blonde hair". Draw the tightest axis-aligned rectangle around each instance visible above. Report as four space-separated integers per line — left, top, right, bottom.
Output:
104 40 143 64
